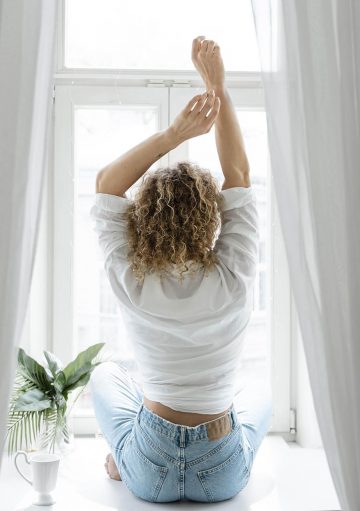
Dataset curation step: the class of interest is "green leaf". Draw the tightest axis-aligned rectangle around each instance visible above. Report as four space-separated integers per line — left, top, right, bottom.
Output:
39 409 55 451
39 407 63 454
62 343 105 388
53 371 66 393
54 393 66 408
25 414 28 450
17 348 53 392
65 371 91 393
43 351 63 378
6 410 42 456
13 388 52 412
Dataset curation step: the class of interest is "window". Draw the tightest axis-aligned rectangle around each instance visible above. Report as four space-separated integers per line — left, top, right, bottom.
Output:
64 0 260 71
49 0 292 434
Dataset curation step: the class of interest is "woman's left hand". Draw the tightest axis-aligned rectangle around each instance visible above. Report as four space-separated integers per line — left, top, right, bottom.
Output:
168 90 221 144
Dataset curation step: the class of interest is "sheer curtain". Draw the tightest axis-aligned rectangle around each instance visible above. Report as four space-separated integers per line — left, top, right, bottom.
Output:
250 1 360 510
0 0 57 473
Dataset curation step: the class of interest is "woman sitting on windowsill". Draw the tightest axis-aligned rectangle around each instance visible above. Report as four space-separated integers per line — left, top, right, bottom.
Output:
89 36 272 504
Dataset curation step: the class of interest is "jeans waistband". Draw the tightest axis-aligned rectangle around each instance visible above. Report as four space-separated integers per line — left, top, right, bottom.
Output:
137 401 238 442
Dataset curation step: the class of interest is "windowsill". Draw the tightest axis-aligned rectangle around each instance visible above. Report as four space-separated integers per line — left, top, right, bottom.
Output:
1 435 340 510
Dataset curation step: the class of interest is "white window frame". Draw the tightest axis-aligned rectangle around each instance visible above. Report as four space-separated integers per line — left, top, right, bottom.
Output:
53 82 292 435
25 0 296 437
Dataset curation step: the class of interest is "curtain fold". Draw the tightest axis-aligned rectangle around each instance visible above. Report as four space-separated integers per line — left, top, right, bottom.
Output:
250 1 360 510
0 0 57 472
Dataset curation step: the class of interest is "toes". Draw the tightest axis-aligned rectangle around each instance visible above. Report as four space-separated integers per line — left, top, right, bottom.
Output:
104 453 122 480
109 471 121 481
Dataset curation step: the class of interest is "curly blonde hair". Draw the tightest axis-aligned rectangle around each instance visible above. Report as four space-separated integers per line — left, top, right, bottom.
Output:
125 160 225 285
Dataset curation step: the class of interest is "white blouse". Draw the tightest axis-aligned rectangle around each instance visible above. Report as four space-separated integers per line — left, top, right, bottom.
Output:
90 185 259 414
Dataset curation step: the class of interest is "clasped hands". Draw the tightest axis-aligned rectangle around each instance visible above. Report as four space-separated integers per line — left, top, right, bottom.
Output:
168 36 225 145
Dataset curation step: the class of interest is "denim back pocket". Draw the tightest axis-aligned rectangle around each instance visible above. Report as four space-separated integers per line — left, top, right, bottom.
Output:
197 443 250 502
120 431 169 502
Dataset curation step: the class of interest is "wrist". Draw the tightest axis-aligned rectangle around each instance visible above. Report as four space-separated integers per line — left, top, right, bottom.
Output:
164 125 187 147
205 82 226 95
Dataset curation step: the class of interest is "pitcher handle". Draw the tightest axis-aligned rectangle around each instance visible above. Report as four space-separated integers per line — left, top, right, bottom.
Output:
14 450 32 485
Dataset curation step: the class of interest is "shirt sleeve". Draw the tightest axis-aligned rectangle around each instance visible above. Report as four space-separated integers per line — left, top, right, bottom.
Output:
89 192 133 264
213 185 259 292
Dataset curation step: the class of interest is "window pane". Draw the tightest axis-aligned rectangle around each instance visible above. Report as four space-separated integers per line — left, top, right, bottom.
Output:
189 110 270 389
65 0 260 71
74 106 158 409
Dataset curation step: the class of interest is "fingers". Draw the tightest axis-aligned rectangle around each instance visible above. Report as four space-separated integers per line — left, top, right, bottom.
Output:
192 35 206 61
187 90 212 113
200 39 208 56
188 93 204 113
192 91 213 114
206 41 216 56
190 90 220 119
187 90 221 135
199 38 221 58
199 91 216 116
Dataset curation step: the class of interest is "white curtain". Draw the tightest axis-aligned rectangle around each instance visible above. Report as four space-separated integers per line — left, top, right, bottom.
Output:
0 0 57 473
250 1 360 510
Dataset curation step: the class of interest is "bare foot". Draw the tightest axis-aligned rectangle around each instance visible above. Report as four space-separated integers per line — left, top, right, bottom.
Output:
104 453 121 481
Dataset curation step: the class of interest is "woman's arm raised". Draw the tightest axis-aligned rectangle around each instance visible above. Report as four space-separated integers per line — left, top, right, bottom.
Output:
192 36 251 189
96 91 220 196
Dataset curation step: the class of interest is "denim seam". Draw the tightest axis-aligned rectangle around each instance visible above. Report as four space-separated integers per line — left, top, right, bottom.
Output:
197 446 250 503
108 437 124 453
143 423 176 441
198 471 213 502
186 423 241 468
132 443 169 473
138 406 237 440
137 421 179 467
115 429 134 457
152 469 169 502
197 443 243 475
138 420 241 469
120 435 169 503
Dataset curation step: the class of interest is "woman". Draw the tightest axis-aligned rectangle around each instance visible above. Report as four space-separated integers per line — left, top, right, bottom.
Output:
89 36 272 503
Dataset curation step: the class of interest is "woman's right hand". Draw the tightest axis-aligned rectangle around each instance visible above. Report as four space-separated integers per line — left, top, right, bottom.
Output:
168 90 221 143
191 36 226 91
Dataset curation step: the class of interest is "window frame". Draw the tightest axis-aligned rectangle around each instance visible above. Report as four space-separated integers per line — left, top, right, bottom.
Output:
52 82 292 435
55 0 263 88
23 0 295 437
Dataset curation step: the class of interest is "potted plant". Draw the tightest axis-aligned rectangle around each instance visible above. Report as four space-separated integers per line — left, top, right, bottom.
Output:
5 342 106 456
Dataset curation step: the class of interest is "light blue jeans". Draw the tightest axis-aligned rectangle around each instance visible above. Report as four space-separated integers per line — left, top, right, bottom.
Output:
90 361 272 503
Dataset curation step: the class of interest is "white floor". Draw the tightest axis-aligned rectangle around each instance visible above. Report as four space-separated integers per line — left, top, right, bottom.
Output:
0 435 340 511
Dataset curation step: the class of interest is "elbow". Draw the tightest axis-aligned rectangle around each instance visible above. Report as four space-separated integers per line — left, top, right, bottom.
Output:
95 170 105 193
